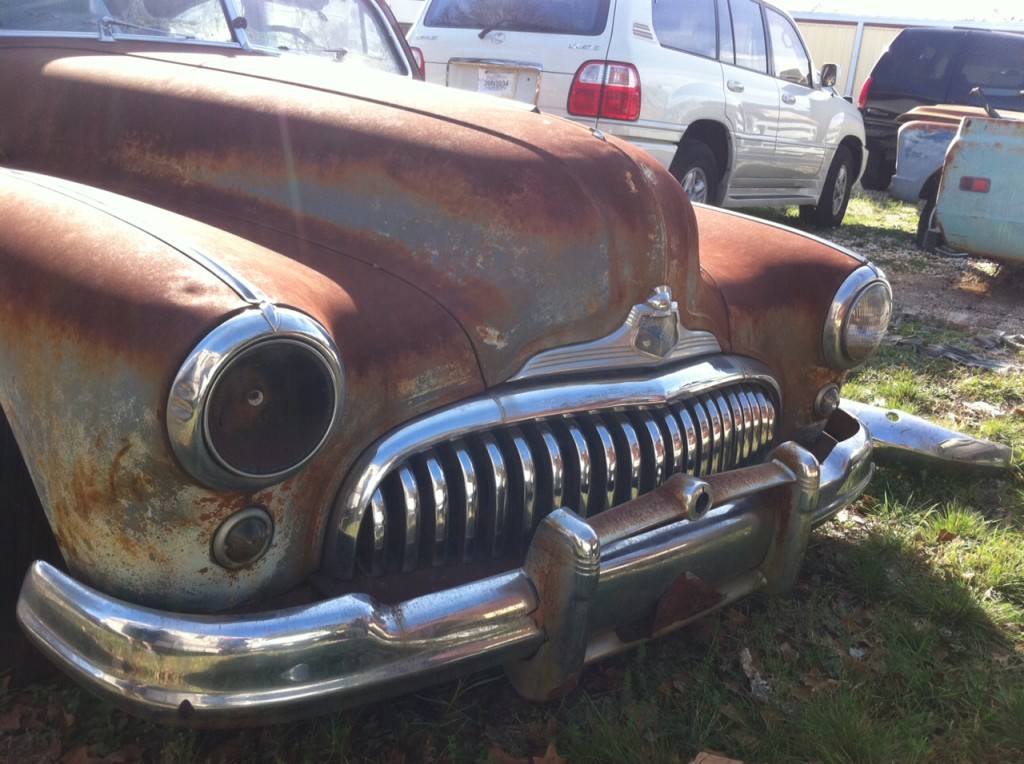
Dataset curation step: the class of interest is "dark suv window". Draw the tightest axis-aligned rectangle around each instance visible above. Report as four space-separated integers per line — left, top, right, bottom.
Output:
422 0 611 36
951 32 1024 109
875 30 961 104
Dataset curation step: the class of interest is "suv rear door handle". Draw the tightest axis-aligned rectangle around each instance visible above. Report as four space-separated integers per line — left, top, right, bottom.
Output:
727 80 744 93
782 93 796 105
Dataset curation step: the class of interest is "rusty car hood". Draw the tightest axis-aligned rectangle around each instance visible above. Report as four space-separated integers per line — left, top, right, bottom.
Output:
0 41 718 386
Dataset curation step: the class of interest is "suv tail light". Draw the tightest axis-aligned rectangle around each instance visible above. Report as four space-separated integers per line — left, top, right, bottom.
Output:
568 61 641 121
856 75 872 110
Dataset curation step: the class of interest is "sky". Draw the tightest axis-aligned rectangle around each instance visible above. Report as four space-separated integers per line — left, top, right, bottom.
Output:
787 1 1021 23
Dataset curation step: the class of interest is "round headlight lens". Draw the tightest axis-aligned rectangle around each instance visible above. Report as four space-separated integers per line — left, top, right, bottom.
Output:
167 308 343 490
206 339 337 477
823 266 892 370
844 281 892 362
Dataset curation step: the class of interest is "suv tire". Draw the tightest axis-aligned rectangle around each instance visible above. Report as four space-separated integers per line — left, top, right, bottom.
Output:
799 145 854 228
670 139 719 205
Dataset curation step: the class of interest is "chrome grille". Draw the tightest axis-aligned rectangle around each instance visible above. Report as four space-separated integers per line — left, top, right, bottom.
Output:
348 380 776 578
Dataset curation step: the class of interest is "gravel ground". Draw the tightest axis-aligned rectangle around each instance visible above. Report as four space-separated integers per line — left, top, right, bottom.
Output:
828 217 1024 341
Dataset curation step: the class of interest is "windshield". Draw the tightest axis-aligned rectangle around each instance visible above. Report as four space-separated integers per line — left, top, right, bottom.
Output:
422 0 610 36
0 0 409 75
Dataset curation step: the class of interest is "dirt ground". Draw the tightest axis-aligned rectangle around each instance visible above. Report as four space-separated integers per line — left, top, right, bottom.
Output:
829 224 1024 363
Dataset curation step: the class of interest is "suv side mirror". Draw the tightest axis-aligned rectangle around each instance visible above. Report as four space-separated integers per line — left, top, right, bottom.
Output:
820 63 839 89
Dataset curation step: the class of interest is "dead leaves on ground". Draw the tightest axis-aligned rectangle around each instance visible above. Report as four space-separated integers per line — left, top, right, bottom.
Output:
489 742 566 764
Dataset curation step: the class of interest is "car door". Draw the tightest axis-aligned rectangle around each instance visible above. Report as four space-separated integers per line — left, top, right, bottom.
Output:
718 0 779 186
765 5 827 182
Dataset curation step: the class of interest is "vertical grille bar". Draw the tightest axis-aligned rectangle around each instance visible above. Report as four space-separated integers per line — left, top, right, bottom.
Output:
660 408 684 476
674 405 698 475
590 419 617 515
608 412 642 503
449 443 478 563
423 455 448 566
636 411 667 489
479 433 508 558
688 402 712 476
505 427 537 553
367 489 387 576
564 421 592 517
535 422 565 514
397 466 419 573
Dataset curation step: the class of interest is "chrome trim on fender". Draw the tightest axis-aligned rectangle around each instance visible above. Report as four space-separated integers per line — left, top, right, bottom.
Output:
18 409 873 723
823 264 892 370
8 170 269 305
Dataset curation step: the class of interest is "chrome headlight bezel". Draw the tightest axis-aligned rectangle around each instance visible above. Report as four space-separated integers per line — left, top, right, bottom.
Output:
823 265 892 370
167 306 344 490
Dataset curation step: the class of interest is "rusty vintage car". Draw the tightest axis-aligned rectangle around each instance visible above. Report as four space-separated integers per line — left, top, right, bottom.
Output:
0 0 1011 725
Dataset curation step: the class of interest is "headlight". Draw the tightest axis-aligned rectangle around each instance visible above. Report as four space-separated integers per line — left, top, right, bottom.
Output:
823 265 892 370
168 306 343 490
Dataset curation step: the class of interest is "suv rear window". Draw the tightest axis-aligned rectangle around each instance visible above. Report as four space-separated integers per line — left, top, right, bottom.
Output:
422 0 611 36
874 29 962 96
953 32 1024 107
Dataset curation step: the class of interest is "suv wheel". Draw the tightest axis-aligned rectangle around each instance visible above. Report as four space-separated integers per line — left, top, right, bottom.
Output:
799 145 854 228
670 139 719 205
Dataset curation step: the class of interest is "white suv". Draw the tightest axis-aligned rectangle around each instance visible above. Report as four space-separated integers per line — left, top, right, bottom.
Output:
409 0 866 226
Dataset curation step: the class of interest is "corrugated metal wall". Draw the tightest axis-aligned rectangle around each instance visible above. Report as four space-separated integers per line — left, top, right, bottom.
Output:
794 18 900 100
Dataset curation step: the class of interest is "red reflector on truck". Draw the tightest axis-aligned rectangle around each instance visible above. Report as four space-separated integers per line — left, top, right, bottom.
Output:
958 176 991 193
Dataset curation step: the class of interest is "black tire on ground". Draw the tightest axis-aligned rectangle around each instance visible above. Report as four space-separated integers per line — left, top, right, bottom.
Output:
1 408 61 686
859 150 893 191
669 139 720 205
799 145 855 228
916 190 941 250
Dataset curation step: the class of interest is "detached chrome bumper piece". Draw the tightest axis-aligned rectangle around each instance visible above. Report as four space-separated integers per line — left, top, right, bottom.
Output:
841 399 1013 471
19 408 873 724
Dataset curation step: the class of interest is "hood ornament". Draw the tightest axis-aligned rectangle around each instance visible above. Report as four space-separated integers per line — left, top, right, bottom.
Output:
632 285 679 359
510 286 721 382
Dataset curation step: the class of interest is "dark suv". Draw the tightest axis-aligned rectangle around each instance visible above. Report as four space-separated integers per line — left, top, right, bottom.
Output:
857 27 1024 190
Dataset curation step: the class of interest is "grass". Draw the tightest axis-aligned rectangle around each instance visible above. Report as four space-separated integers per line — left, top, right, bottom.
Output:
3 193 1023 763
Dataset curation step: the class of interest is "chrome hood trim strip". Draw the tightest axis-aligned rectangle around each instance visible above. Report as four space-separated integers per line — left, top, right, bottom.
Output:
7 169 270 307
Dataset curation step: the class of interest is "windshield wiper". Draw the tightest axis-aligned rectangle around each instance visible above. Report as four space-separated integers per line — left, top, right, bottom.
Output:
478 20 559 39
99 16 194 41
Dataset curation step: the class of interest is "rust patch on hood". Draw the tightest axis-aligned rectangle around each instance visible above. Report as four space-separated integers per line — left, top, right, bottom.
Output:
0 41 720 386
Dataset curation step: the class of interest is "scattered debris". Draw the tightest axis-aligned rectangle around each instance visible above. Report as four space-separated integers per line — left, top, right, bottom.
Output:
885 335 1019 371
689 753 746 764
738 648 773 702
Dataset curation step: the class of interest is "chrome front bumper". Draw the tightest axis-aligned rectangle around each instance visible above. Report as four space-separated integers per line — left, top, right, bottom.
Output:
18 408 878 725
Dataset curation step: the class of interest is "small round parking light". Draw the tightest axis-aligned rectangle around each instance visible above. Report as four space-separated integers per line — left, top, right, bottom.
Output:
212 507 274 569
815 384 842 418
